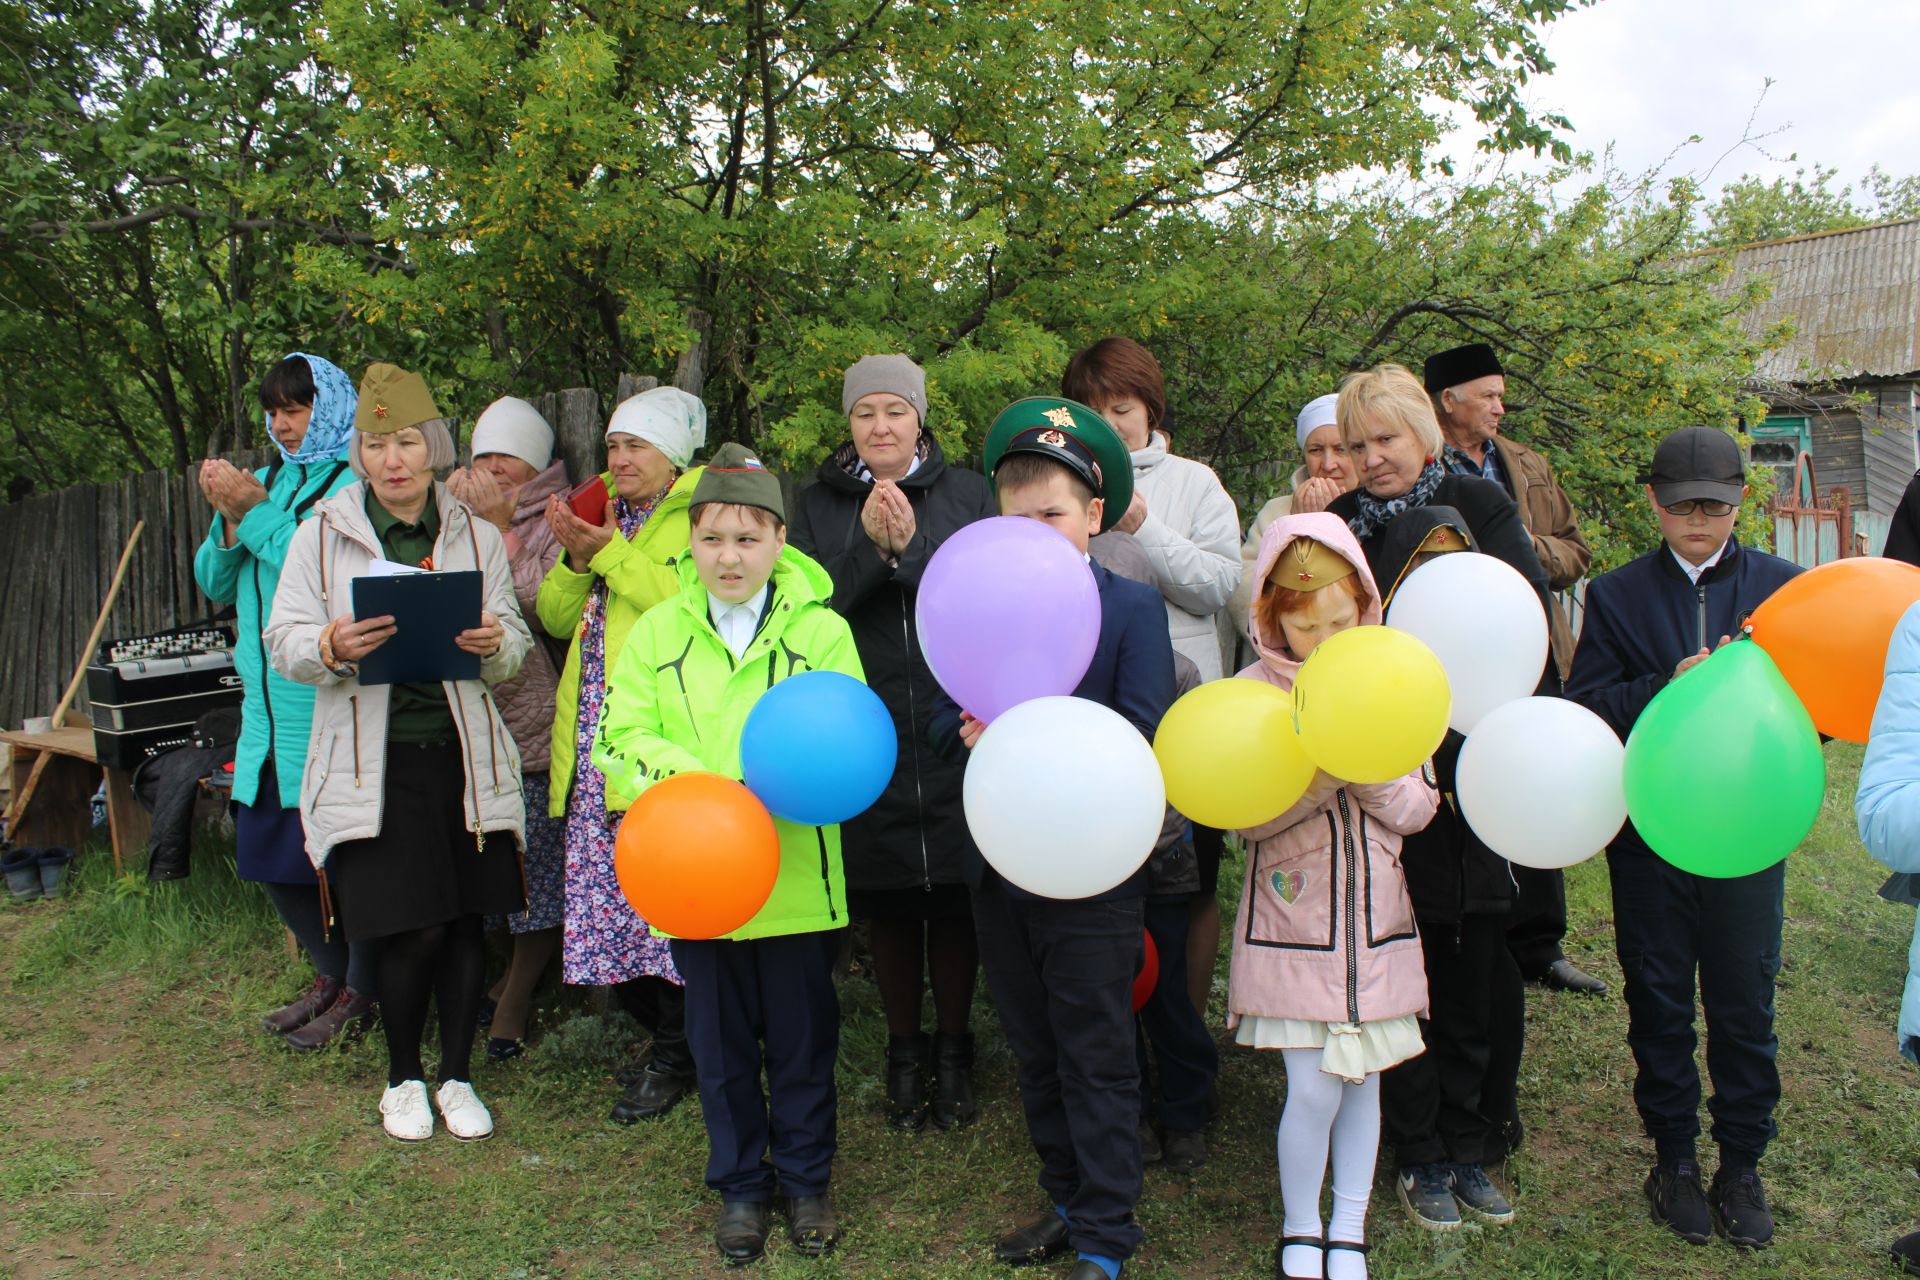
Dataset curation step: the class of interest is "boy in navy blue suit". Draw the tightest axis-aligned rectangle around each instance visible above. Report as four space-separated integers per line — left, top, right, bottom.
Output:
932 397 1175 1280
1565 426 1801 1251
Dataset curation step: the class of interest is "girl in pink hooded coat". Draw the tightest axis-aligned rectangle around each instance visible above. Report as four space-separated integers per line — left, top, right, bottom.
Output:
1228 512 1438 1280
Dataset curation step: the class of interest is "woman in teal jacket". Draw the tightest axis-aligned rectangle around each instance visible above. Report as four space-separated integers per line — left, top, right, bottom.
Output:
1855 599 1920 1276
193 353 371 1050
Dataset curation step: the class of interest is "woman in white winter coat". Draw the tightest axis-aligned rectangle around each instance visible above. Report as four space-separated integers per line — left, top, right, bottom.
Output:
268 363 532 1145
1062 336 1243 1017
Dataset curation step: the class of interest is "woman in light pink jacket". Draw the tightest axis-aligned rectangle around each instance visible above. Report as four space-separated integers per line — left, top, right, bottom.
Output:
1227 512 1438 1280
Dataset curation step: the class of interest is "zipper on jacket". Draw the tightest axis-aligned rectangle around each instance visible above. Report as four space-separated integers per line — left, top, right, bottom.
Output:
447 684 487 852
482 693 502 793
1696 582 1708 653
250 559 276 771
349 695 361 787
899 594 931 889
1335 788 1361 1025
817 827 839 923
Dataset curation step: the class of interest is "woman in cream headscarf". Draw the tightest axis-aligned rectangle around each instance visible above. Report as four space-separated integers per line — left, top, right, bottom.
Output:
536 386 708 1124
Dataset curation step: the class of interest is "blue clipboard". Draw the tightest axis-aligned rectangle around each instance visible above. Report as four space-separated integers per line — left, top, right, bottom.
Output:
350 570 483 685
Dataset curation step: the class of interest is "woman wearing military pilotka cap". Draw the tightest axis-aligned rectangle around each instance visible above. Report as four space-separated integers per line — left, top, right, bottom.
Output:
267 362 533 1144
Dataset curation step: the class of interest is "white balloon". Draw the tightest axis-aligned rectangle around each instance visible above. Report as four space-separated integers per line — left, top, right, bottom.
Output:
963 696 1167 898
1456 697 1626 869
1386 551 1549 733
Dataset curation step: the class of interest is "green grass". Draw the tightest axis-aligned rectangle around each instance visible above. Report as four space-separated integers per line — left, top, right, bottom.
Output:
3 743 1919 1277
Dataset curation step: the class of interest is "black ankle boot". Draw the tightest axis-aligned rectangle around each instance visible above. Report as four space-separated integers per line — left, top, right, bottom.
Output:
885 1033 930 1131
930 1031 976 1130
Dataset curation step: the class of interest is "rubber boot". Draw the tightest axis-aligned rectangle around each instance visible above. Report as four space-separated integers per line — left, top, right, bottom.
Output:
37 847 72 899
3 846 42 903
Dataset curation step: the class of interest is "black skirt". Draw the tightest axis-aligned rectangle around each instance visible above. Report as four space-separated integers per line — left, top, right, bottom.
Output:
327 740 524 943
847 881 973 922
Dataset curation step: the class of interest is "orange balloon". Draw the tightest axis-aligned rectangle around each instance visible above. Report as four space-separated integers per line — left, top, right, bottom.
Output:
1747 556 1920 743
614 773 780 940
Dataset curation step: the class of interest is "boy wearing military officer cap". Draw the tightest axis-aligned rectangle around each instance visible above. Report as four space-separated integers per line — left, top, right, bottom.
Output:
932 397 1175 1280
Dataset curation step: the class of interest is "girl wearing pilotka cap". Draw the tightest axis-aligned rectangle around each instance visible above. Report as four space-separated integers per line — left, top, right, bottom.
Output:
1228 513 1439 1280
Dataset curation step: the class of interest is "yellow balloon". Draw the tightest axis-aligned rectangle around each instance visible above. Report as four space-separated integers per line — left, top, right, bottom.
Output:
1154 679 1316 829
1294 625 1451 784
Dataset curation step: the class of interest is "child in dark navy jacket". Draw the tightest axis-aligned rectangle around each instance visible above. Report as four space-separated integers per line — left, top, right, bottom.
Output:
1565 426 1800 1251
931 397 1175 1280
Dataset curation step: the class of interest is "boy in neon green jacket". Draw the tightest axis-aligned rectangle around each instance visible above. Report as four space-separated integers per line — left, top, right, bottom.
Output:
593 443 863 1266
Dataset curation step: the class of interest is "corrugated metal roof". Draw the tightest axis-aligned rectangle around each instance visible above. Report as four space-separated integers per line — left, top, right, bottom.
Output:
1711 219 1920 382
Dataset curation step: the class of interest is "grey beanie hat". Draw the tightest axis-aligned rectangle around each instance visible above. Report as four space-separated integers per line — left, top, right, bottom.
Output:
841 354 928 424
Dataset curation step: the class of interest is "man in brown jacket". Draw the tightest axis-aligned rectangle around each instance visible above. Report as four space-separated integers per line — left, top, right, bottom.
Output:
1426 342 1607 998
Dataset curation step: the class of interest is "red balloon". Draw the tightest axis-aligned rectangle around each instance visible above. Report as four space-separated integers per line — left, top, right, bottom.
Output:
614 773 780 940
1131 929 1160 1013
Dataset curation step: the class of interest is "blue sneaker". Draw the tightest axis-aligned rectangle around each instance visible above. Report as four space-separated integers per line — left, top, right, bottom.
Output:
1397 1163 1461 1231
1449 1162 1515 1223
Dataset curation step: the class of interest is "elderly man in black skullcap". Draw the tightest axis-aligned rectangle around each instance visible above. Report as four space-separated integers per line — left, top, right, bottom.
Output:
1425 342 1604 998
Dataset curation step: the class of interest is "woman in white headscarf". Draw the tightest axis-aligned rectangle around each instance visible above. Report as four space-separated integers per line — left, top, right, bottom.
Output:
536 386 708 1124
1227 393 1360 656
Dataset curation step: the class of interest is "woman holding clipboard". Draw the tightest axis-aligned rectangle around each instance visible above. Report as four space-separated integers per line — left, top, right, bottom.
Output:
267 362 532 1145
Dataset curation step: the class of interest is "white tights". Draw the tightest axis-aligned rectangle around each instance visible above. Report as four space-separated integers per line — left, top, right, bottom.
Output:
1277 1047 1380 1280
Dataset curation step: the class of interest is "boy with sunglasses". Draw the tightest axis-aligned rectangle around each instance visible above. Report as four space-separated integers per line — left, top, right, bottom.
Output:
1565 426 1801 1251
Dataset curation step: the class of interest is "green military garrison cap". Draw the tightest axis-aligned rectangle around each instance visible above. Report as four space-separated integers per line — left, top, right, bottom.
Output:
354 363 441 435
692 441 785 523
1277 537 1357 592
981 396 1133 533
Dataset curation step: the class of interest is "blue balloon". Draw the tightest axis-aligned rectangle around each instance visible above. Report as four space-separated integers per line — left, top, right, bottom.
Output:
740 671 898 826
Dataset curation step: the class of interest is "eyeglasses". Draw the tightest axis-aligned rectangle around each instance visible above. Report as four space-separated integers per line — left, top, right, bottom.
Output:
1661 499 1736 517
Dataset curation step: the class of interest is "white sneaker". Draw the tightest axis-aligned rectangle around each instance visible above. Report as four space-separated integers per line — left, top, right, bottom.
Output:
435 1079 495 1141
380 1080 434 1142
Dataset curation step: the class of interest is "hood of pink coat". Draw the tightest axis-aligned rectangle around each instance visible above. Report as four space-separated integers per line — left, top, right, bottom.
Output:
1237 511 1382 687
510 458 572 530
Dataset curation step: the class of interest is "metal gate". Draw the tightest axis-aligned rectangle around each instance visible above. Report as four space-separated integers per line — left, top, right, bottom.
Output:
1772 451 1858 567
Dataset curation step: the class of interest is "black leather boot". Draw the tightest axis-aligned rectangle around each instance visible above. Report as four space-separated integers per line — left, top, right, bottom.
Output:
885 1033 930 1131
930 1030 976 1130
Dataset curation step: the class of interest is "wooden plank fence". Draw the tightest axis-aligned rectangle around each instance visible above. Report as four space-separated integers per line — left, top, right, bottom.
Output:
0 448 273 731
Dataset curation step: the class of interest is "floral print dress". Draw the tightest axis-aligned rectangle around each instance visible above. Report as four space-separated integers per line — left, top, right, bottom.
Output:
560 491 681 987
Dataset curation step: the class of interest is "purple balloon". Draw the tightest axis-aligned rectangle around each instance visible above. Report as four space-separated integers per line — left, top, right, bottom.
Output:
915 517 1100 723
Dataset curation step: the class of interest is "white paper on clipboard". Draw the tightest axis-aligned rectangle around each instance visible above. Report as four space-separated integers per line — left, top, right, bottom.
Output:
367 558 426 577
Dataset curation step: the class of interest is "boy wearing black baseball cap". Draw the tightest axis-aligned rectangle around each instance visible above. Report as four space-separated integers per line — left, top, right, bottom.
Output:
1564 425 1801 1250
931 397 1175 1280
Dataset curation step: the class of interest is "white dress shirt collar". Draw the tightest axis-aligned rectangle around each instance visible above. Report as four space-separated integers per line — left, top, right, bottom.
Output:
708 586 770 659
1670 539 1729 585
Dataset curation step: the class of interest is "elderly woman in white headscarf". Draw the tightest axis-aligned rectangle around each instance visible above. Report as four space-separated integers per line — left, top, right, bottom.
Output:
1227 393 1361 658
535 385 710 1125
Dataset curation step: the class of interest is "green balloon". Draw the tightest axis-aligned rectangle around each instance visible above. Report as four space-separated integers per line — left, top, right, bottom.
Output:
1622 640 1825 878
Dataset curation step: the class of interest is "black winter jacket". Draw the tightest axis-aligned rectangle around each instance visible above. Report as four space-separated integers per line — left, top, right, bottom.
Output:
1366 504 1533 922
1564 537 1801 859
789 438 997 892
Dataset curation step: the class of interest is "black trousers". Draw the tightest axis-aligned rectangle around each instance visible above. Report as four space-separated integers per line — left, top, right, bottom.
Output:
1382 912 1525 1167
974 881 1145 1262
670 931 842 1201
615 975 692 1075
1506 865 1569 978
1137 895 1219 1134
1607 849 1783 1165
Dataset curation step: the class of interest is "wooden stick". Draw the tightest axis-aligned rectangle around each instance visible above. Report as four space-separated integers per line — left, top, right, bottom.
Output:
5 521 144 833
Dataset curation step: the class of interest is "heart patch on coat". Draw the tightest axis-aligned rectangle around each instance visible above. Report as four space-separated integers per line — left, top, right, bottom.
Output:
1269 868 1305 906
